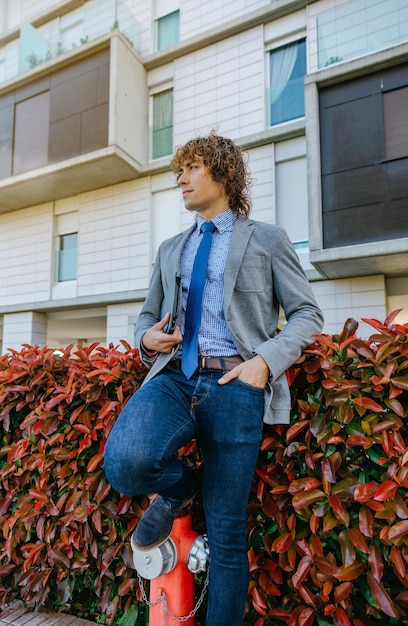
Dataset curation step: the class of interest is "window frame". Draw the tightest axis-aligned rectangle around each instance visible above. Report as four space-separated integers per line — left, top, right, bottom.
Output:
150 86 174 160
266 35 307 127
156 10 180 51
57 232 78 283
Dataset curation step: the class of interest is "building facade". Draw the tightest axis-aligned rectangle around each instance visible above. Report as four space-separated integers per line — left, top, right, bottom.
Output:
0 0 407 352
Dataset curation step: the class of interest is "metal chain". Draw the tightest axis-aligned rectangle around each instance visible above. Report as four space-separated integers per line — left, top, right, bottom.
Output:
137 568 210 624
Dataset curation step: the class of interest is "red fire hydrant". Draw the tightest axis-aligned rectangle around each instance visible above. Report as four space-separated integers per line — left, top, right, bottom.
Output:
132 512 210 625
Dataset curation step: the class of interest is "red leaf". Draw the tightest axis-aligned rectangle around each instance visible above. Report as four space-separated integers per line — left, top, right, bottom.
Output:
292 489 326 510
368 543 384 583
288 477 321 495
298 607 315 626
268 608 291 622
291 556 312 589
338 530 356 567
286 420 310 441
353 397 383 412
272 533 292 553
87 452 104 472
346 435 373 448
390 546 406 578
354 482 378 502
333 607 351 626
388 520 408 542
347 527 369 553
391 377 408 391
321 456 337 484
384 397 405 417
329 495 350 526
334 582 353 604
258 571 281 596
117 578 136 596
373 480 398 502
367 572 400 618
251 587 267 615
336 560 366 582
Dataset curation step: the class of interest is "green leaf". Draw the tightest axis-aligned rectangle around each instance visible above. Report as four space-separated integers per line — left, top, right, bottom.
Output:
118 605 139 626
366 446 390 466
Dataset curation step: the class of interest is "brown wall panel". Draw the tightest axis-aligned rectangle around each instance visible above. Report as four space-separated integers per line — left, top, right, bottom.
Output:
0 139 13 178
13 91 50 175
80 103 109 153
48 49 110 164
49 114 81 162
0 48 110 180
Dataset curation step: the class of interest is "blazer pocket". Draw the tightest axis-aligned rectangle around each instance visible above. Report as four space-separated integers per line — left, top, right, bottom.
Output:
235 255 266 292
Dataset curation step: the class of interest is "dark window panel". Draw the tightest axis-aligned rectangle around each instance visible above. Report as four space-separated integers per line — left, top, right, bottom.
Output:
322 164 385 212
13 91 50 175
383 87 408 161
323 201 408 248
320 94 384 174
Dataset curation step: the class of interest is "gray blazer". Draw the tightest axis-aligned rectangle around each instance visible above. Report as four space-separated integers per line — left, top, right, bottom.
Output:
135 217 324 424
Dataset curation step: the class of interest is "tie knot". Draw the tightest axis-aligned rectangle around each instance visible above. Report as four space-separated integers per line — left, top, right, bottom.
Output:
200 221 215 234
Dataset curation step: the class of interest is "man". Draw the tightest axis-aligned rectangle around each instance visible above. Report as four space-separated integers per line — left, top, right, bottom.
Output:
104 134 323 625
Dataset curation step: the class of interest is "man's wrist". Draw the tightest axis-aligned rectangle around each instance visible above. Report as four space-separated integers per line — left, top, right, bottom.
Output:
141 334 158 357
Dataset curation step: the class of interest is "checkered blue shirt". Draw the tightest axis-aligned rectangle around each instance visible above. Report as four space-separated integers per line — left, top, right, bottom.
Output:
180 209 238 357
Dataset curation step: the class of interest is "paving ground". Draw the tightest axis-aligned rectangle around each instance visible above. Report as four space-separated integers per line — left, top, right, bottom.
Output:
0 602 98 626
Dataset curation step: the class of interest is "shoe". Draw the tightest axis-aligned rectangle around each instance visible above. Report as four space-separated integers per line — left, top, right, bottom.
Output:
131 490 196 551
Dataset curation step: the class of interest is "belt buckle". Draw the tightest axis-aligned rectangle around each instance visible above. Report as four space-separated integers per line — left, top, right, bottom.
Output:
198 355 206 369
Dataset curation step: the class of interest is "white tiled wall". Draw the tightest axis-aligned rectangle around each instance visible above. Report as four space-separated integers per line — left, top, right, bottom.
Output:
180 0 269 40
312 275 387 337
173 26 265 144
3 311 47 351
0 204 53 306
78 178 150 296
107 301 144 346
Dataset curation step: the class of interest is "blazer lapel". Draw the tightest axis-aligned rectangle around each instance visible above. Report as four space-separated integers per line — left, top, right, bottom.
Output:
224 218 253 309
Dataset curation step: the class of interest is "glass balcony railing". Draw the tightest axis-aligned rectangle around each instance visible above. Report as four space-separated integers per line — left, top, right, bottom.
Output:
0 0 140 84
317 0 408 69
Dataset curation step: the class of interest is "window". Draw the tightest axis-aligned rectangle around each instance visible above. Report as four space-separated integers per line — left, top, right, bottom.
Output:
54 207 79 290
157 11 179 51
383 87 408 161
275 138 309 248
316 0 408 70
58 232 78 282
269 39 306 126
152 89 173 159
13 91 50 174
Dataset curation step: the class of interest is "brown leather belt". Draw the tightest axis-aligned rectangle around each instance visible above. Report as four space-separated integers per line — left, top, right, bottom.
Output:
169 355 243 372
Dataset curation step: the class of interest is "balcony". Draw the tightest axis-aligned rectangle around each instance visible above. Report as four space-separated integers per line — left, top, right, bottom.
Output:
0 30 147 213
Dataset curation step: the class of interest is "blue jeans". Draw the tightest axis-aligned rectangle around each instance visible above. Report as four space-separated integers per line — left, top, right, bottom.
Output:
104 365 265 625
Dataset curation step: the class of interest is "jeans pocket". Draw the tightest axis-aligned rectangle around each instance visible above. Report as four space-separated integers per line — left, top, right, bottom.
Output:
235 378 265 393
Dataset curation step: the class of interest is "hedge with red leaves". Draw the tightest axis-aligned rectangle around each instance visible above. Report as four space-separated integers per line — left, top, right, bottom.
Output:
1 312 408 626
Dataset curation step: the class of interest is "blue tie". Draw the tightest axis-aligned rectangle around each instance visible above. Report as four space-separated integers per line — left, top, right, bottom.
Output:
182 221 216 378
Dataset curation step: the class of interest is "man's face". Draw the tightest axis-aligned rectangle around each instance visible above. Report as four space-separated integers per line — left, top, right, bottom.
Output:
177 158 229 219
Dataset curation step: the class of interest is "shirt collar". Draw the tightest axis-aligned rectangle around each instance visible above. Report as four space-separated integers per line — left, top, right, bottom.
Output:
196 208 236 233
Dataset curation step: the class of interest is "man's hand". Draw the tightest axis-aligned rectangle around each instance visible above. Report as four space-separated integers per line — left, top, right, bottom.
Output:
218 354 269 388
141 313 183 354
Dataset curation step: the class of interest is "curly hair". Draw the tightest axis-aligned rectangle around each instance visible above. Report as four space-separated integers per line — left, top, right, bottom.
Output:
170 134 252 217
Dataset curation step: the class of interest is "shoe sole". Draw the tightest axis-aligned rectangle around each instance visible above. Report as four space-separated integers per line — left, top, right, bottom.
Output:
131 499 195 552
